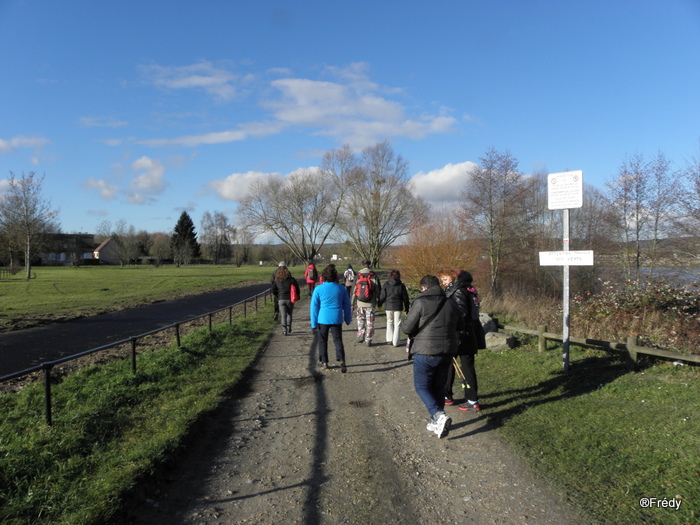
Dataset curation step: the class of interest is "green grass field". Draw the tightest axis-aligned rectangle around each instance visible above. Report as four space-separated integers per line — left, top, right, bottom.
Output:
0 311 276 524
0 264 278 330
475 341 700 524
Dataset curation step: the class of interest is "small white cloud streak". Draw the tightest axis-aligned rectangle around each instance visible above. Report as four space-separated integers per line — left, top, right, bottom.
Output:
0 135 50 153
79 116 127 128
141 61 241 102
411 161 476 204
139 121 285 148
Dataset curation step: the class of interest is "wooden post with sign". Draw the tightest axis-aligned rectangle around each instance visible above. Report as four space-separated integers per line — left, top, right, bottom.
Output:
542 170 592 371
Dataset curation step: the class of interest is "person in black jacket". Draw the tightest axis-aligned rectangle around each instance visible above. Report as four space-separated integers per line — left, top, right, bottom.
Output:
272 265 301 335
378 269 410 347
402 275 464 438
438 267 481 411
270 261 286 320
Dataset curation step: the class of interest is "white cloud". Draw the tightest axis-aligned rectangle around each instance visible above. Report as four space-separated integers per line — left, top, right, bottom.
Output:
82 156 167 204
79 116 127 128
83 177 118 200
411 161 476 204
101 138 125 146
139 121 285 148
209 170 278 201
0 135 50 153
263 64 457 149
141 61 243 102
139 61 456 150
128 156 166 204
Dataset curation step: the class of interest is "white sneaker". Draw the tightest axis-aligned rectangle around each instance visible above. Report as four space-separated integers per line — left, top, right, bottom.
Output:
434 412 451 438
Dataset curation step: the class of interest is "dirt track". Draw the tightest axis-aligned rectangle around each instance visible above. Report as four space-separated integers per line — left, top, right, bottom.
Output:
112 300 587 525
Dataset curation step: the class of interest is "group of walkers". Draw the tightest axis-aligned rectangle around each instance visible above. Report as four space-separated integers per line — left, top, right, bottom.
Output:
270 260 485 439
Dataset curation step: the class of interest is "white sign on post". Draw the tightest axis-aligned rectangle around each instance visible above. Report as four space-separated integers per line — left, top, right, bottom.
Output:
539 250 594 266
548 170 583 210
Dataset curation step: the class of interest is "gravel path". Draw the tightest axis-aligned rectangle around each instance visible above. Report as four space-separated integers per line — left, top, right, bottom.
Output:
114 302 587 525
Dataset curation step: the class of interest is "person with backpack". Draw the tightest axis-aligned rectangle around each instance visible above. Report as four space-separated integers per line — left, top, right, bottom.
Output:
270 261 286 321
304 263 318 297
343 264 356 297
437 267 482 411
352 260 381 347
402 274 464 438
272 265 301 336
378 269 410 347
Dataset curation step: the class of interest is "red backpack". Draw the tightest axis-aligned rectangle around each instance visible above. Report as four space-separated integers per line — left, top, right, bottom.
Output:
354 272 375 302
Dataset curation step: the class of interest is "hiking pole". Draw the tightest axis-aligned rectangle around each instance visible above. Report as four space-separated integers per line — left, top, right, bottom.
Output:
452 357 469 389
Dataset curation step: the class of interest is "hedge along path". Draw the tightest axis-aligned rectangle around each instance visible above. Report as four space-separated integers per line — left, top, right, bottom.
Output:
113 301 586 525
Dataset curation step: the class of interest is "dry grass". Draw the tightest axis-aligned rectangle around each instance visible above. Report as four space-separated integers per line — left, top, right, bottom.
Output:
482 286 700 355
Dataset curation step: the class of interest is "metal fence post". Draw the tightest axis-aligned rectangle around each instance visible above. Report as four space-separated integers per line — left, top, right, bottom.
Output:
43 365 53 426
131 337 137 374
208 313 213 332
175 323 181 347
229 306 233 325
244 300 247 318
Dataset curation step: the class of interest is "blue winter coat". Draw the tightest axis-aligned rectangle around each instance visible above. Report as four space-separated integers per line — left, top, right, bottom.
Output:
310 282 353 328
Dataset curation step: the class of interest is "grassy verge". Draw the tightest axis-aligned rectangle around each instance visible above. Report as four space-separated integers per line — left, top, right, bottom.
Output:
475 339 700 524
0 305 275 525
0 264 279 330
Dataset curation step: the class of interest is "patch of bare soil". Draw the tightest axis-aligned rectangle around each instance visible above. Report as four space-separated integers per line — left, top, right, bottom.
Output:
110 308 587 525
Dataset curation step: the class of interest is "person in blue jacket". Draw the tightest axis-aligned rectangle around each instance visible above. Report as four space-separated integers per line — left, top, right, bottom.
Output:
310 264 353 372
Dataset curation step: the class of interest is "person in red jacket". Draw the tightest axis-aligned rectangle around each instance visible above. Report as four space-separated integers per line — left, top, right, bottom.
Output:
304 263 318 297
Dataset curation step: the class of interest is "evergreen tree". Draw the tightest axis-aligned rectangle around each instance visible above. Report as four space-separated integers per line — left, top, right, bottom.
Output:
171 211 200 266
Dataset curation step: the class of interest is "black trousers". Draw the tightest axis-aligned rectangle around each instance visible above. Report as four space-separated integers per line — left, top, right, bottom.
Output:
318 324 345 363
445 353 478 401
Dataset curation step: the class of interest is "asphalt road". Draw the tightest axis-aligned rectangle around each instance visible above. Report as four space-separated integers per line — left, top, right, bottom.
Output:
0 283 271 378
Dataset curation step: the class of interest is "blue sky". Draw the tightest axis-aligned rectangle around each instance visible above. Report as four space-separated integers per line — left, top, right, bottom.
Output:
1 1 699 236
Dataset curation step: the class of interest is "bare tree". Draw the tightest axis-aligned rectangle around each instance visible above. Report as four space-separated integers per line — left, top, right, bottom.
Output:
237 146 355 264
675 141 700 270
232 226 255 267
645 151 680 280
0 171 60 279
460 148 529 295
149 232 172 266
604 152 679 283
335 141 428 267
110 220 140 266
200 211 235 263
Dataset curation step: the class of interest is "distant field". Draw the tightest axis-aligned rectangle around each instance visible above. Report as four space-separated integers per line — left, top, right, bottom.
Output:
0 264 280 330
